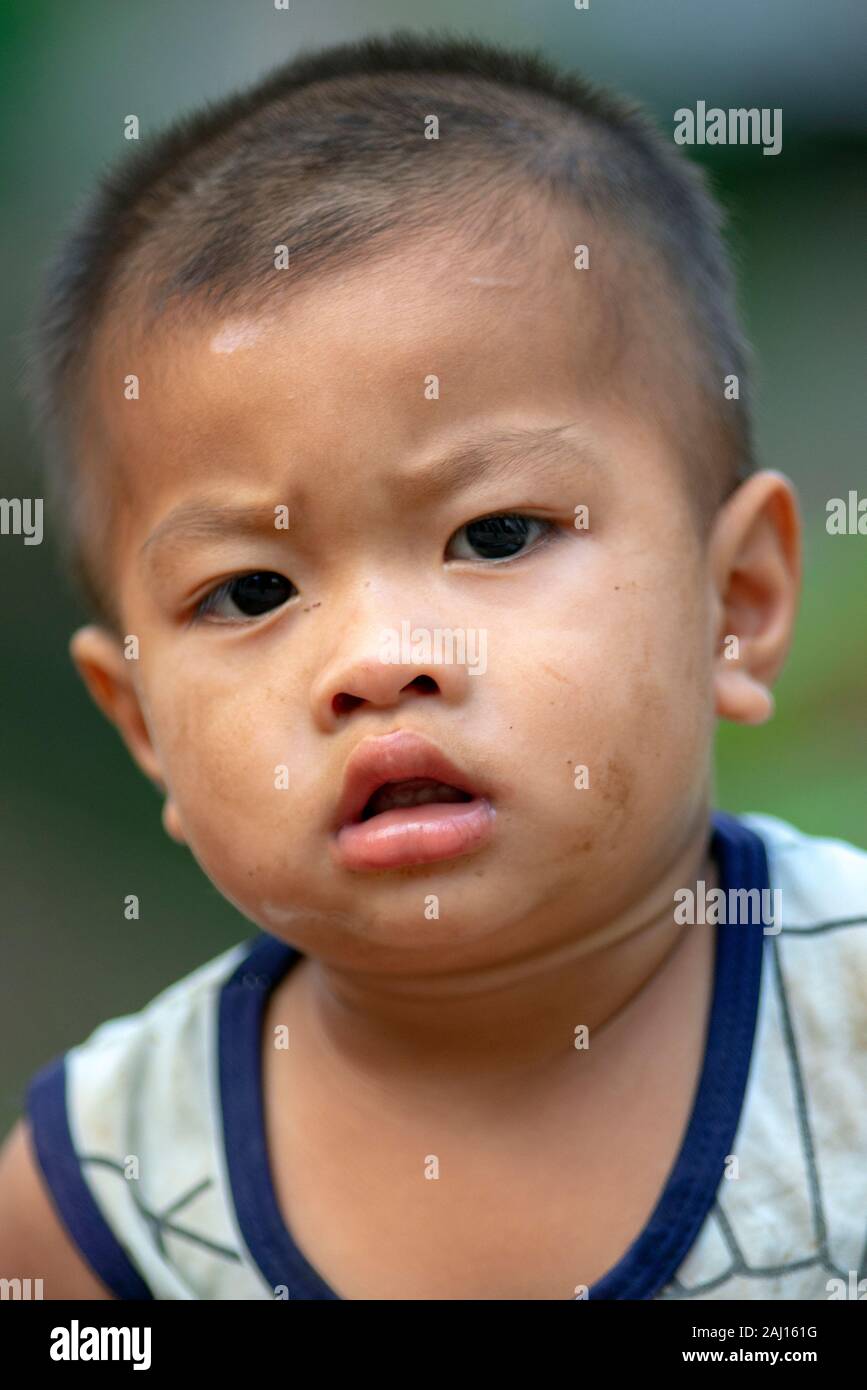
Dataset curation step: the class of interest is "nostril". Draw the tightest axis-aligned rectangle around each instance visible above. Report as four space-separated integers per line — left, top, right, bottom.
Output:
332 692 365 715
332 674 439 716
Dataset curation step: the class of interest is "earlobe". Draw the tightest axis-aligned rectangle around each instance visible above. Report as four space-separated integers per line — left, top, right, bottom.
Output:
714 667 775 724
69 624 166 788
162 798 187 845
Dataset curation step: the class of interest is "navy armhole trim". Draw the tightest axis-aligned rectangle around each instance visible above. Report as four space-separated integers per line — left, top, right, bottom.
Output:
25 1053 154 1301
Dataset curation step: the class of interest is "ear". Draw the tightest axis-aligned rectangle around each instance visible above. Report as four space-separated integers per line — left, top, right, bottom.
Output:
708 470 801 725
69 625 187 844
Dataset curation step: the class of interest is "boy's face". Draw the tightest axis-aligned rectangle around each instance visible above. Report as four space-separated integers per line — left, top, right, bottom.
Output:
77 218 737 966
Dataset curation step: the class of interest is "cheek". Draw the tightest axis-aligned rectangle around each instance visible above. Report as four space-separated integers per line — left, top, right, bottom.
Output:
163 688 265 797
595 599 714 828
146 674 332 920
505 581 711 843
145 673 294 850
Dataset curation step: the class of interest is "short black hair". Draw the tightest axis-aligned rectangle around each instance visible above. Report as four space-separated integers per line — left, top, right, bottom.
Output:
23 27 754 625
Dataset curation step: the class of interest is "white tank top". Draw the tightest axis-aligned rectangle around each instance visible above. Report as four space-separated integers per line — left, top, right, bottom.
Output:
25 812 867 1300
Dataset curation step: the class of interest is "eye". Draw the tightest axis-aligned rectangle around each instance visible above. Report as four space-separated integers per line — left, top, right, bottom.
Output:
194 571 298 622
445 512 554 562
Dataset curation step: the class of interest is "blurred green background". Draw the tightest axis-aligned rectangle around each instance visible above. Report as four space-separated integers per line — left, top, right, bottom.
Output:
1 1 865 1137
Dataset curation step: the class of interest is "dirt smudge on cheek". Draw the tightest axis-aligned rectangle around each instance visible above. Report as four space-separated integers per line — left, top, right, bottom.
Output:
540 660 574 686
601 756 632 815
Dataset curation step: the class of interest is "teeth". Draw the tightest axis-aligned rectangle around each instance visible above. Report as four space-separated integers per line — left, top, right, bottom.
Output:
362 779 471 820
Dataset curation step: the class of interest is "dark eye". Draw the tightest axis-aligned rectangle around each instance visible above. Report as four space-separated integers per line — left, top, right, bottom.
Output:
195 572 298 622
446 512 552 561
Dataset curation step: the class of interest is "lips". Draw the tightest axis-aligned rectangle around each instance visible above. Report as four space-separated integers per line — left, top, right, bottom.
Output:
334 731 483 829
331 730 496 871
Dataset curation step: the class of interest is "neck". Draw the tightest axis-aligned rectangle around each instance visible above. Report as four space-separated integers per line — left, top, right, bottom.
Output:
278 810 719 1094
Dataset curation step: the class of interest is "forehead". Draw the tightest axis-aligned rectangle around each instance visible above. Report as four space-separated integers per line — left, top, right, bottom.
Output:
78 211 690 539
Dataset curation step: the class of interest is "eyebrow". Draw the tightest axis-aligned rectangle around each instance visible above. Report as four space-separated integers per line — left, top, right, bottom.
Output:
391 422 603 503
140 502 284 575
139 423 600 570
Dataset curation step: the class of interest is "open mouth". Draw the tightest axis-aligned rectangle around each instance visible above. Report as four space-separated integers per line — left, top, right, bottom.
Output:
330 730 496 870
359 777 474 822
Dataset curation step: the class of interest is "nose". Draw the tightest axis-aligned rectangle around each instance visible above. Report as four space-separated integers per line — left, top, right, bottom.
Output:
311 620 474 730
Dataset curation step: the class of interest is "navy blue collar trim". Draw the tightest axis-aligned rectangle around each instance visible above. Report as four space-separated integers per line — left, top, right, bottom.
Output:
219 809 768 1300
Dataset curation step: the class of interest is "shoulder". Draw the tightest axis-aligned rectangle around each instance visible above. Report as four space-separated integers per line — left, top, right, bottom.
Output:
740 811 867 1031
740 815 866 1247
36 936 255 1101
19 937 259 1300
741 811 867 928
67 935 256 1059
26 938 254 1180
740 811 867 976
667 813 867 1299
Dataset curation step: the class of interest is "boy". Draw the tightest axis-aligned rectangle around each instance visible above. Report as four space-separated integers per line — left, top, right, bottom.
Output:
1 30 865 1300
